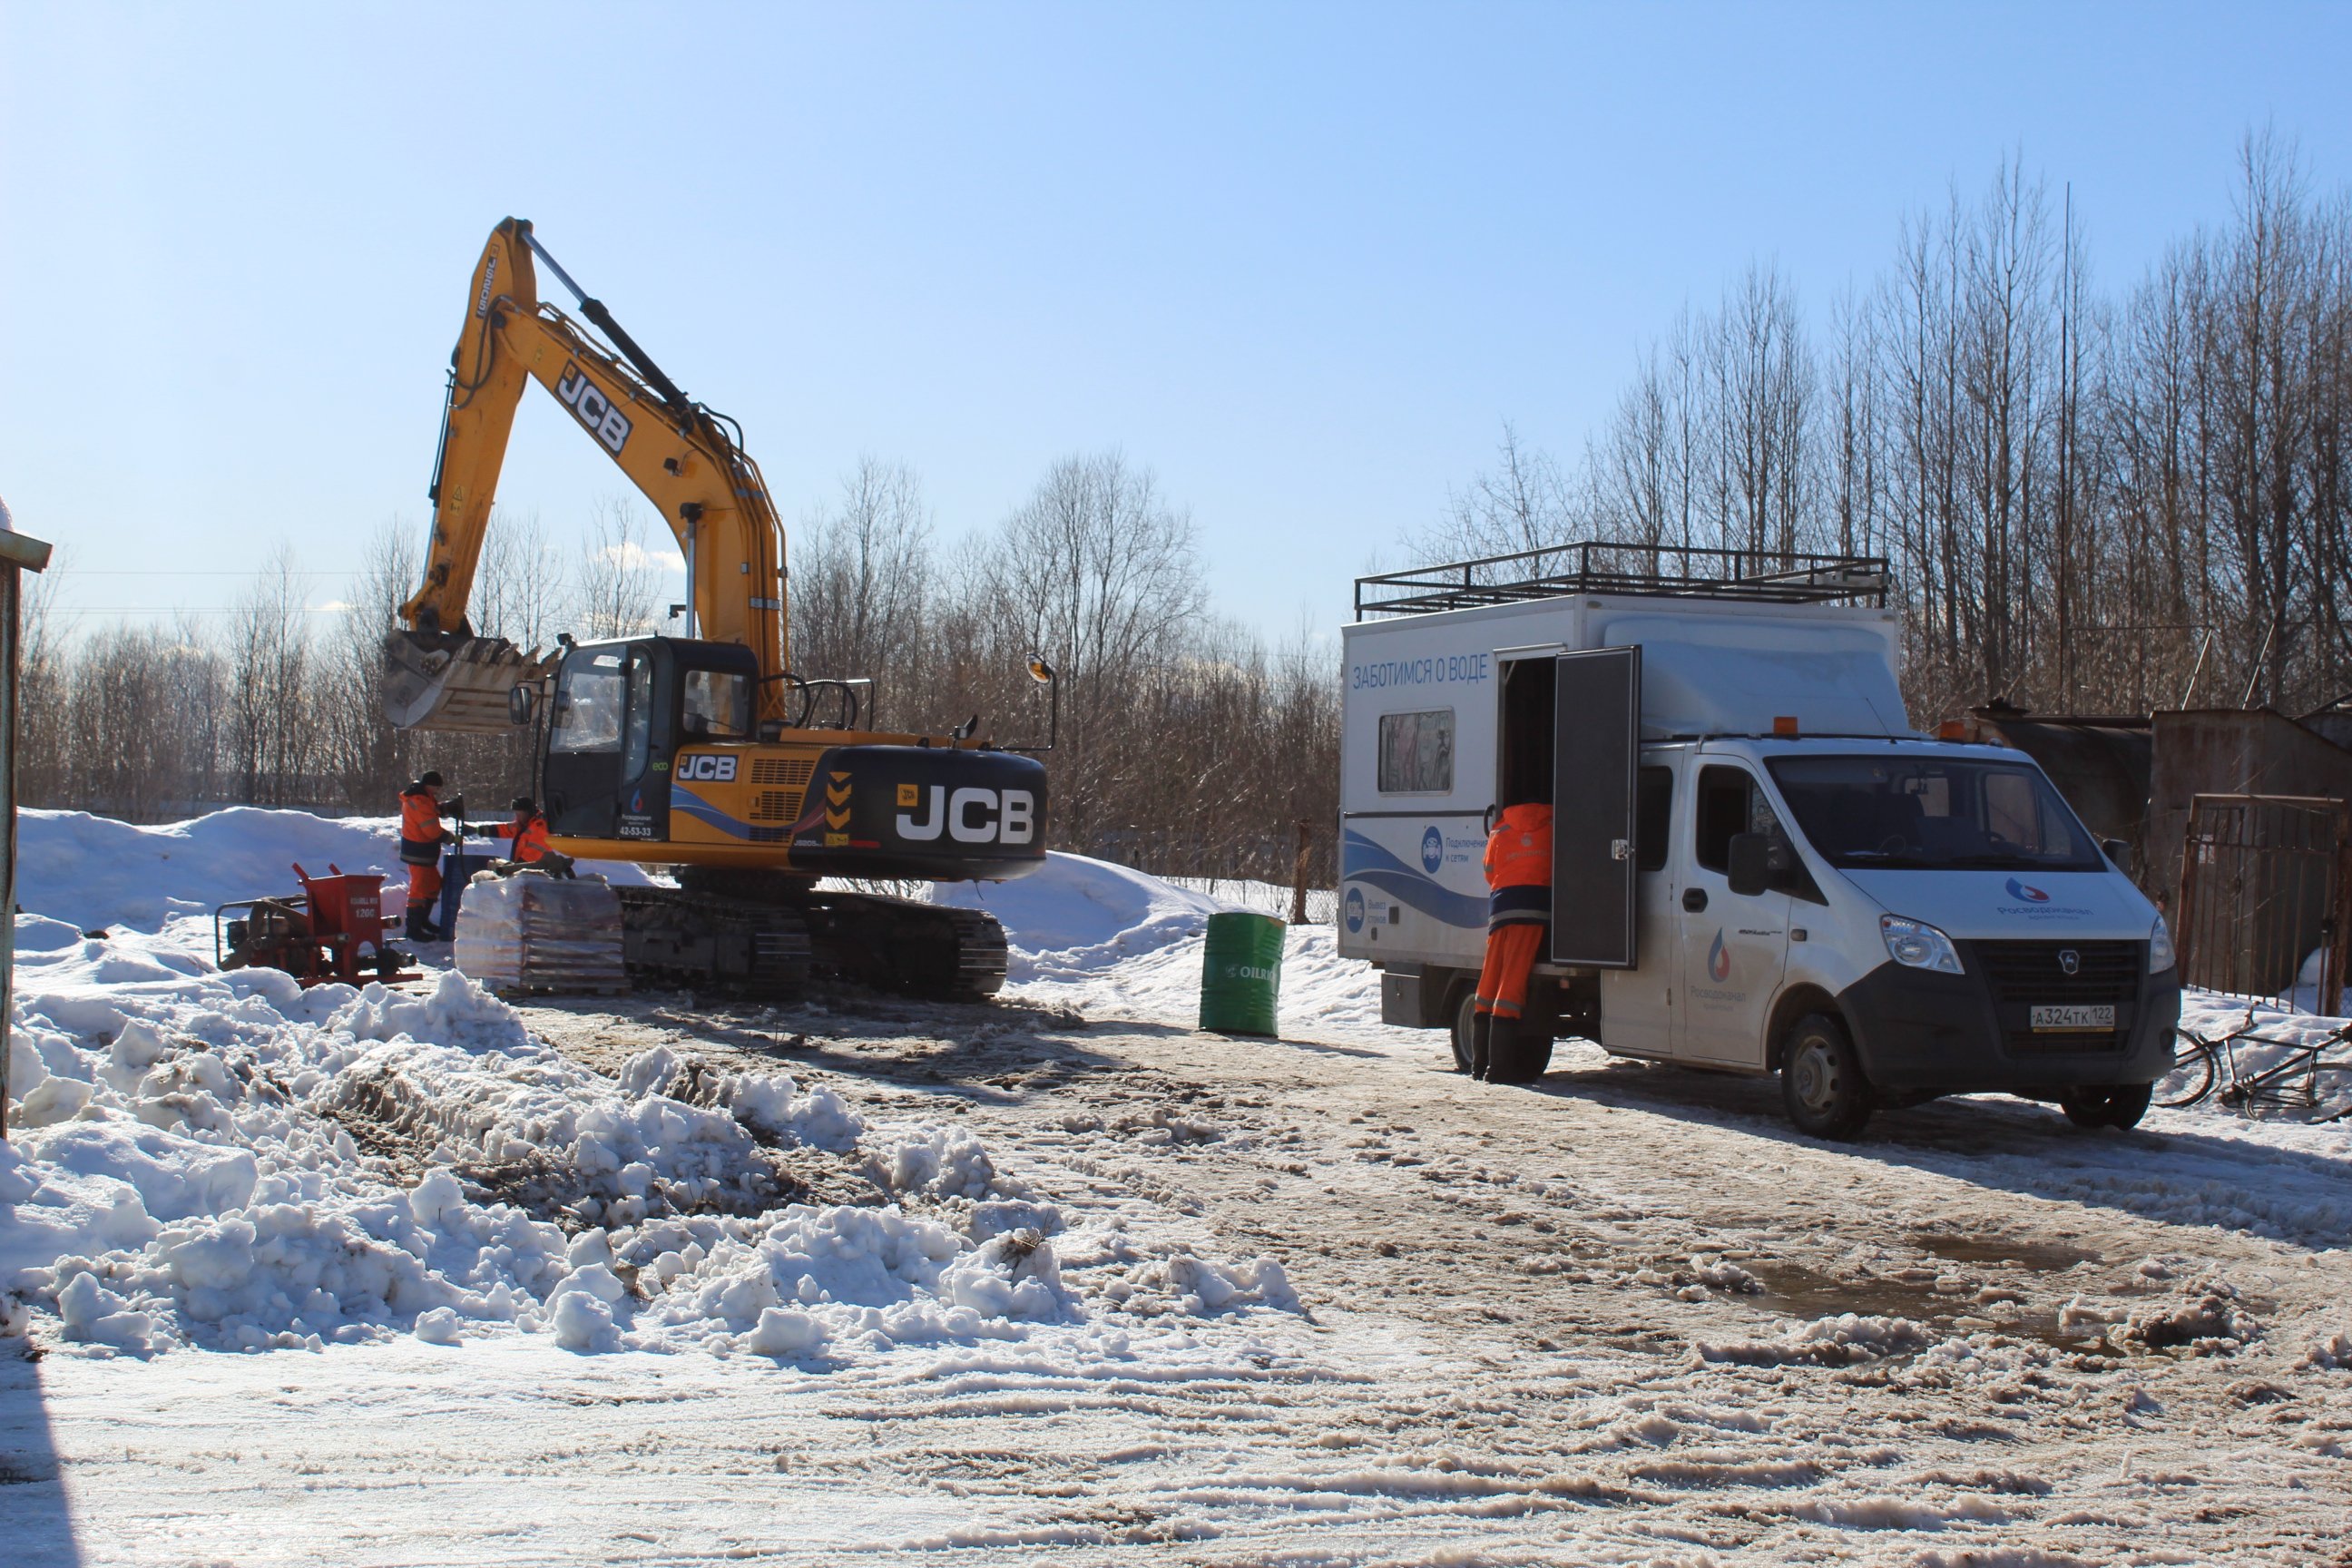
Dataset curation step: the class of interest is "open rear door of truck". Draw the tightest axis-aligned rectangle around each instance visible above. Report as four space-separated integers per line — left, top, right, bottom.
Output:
1551 645 1641 967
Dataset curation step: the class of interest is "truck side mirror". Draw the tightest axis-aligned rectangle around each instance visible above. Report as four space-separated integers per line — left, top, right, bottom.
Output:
2101 837 2131 870
508 684 537 727
1727 832 1773 897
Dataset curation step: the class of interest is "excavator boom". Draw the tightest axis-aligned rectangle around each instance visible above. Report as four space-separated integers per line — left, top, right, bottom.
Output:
392 219 789 731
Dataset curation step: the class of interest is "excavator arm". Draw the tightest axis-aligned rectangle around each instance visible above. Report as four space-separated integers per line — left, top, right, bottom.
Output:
387 218 791 731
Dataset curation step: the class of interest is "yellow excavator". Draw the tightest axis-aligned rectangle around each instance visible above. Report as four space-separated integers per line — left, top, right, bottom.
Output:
384 218 1048 998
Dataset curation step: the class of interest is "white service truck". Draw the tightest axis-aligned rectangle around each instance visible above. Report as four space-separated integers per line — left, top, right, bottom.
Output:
1339 543 2180 1138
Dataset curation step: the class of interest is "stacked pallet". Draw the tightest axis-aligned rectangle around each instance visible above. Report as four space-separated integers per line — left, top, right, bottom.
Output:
452 871 627 995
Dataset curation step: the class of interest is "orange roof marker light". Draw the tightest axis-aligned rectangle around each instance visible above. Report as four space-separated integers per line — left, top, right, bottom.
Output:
1772 715 1800 737
1937 719 1969 740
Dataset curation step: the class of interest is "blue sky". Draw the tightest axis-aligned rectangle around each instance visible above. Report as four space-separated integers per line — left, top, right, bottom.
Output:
3 2 2346 638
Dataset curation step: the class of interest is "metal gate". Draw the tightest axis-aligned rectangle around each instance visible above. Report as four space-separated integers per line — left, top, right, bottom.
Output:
2174 793 2352 1014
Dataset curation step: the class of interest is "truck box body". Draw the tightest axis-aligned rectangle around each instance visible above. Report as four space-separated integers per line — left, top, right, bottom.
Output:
1339 593 1908 969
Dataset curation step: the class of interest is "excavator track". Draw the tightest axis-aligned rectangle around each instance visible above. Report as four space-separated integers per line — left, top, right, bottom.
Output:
614 886 815 994
621 875 1009 1002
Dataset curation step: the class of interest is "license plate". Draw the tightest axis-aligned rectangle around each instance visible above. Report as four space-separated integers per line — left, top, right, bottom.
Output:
2030 1004 2115 1032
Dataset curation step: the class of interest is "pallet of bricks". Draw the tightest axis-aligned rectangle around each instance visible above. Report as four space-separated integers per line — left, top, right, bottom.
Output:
452 871 629 996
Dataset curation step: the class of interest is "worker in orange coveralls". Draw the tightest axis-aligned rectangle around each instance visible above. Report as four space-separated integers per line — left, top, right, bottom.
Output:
398 771 456 942
495 796 552 865
1473 801 1553 1082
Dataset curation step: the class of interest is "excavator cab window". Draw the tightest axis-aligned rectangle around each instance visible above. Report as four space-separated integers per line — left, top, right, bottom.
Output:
551 651 626 752
682 668 753 740
622 651 656 779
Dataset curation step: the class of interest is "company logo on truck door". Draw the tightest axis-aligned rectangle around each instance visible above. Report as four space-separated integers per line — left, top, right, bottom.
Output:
896 785 1037 844
1420 827 1444 873
555 362 632 454
1708 928 1733 982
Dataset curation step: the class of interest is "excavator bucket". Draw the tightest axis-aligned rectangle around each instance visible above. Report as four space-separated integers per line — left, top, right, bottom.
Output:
382 630 558 734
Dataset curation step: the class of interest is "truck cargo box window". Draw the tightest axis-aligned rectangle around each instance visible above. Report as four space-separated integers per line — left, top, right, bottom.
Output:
1696 766 1779 872
1766 756 2101 871
1377 709 1455 793
1636 766 1673 872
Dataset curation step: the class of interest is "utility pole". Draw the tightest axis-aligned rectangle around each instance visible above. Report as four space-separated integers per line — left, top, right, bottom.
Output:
0 498 53 1142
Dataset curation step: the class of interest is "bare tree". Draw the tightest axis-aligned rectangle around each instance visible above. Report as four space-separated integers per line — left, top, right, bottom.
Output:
573 495 671 640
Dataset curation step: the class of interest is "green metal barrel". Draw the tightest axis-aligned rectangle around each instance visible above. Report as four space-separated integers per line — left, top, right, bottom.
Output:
1199 911 1285 1035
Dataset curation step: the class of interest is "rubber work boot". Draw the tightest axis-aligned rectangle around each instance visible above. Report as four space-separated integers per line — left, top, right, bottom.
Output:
404 908 438 945
1470 1011 1492 1081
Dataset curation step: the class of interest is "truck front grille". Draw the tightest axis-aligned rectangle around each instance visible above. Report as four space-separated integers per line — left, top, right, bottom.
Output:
1968 939 2142 1054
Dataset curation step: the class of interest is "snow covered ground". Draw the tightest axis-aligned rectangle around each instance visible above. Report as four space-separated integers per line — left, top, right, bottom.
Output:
4 812 2351 1563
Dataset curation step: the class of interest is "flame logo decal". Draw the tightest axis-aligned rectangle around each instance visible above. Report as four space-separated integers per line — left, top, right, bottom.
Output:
2005 877 2051 903
1708 928 1732 982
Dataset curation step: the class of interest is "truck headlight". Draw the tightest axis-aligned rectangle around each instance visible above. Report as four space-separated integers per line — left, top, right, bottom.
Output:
2149 916 2176 975
1881 914 1963 975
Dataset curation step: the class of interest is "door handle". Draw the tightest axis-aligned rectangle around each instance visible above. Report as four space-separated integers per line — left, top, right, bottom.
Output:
1681 887 1709 913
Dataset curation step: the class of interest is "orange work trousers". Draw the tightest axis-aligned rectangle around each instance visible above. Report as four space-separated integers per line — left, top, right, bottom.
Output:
407 861 443 914
1474 922 1546 1021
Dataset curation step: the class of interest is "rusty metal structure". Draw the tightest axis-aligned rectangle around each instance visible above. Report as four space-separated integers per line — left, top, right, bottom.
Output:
2173 793 2352 1014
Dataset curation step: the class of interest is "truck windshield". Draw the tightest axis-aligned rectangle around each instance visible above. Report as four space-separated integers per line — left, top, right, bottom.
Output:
1765 755 2102 873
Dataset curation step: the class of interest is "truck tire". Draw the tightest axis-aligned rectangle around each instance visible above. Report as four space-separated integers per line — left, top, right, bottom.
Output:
2058 1082 2153 1131
1449 990 1477 1074
1486 1014 1553 1083
1781 1012 1873 1139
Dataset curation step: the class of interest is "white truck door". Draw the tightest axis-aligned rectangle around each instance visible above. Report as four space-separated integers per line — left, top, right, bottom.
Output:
1551 647 1641 968
1598 759 1679 1057
1675 761 1791 1066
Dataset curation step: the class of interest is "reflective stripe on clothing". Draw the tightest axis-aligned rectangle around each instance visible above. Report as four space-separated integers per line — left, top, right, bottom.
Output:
1484 801 1554 928
499 815 551 862
1473 921 1546 1020
399 789 446 865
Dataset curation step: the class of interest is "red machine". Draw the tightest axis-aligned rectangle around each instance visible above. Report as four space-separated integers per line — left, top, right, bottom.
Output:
215 863 420 987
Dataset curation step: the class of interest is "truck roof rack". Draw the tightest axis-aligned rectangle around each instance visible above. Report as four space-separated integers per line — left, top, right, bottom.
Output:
1355 541 1892 619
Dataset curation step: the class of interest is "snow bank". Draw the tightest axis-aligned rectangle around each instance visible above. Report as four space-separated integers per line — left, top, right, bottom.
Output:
0 920 1298 1362
933 851 1231 981
16 807 654 936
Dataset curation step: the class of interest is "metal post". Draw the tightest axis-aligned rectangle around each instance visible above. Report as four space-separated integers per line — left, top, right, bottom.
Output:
1289 818 1311 926
0 523 54 1144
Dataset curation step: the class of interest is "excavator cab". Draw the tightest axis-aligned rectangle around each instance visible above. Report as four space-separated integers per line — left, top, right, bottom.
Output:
541 636 759 845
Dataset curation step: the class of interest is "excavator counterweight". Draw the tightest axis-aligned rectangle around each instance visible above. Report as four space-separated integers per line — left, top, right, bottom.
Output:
385 220 1049 999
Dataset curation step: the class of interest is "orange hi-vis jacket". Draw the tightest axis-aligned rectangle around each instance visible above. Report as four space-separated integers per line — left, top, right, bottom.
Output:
398 788 448 867
501 813 551 862
1483 802 1553 929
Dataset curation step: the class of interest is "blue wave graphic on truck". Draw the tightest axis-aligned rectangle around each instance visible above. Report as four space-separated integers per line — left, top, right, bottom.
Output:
1341 829 1487 929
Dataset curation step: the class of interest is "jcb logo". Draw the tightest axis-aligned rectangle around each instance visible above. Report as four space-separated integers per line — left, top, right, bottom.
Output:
897 786 1036 845
677 754 737 782
556 362 632 455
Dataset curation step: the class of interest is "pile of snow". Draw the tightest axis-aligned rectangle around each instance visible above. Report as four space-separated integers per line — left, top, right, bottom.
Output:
17 807 656 936
934 851 1230 982
0 922 1296 1361
936 852 1418 1048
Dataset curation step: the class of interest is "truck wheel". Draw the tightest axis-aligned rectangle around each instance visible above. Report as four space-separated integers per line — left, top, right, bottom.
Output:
1781 1013 1873 1140
2058 1082 2153 1131
1449 990 1477 1074
1486 1015 1553 1083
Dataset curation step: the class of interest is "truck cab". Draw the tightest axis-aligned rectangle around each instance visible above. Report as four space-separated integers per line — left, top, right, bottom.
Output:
1340 544 2179 1138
